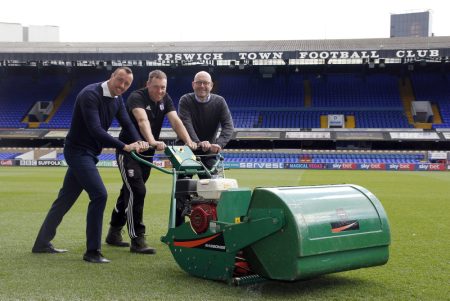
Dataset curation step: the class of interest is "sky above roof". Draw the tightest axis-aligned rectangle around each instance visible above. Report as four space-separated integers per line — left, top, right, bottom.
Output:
1 0 449 42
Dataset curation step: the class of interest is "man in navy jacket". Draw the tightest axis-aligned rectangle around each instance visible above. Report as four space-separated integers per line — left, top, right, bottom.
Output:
32 67 148 263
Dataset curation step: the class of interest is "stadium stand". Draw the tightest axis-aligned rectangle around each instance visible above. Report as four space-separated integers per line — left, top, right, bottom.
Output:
1 37 449 164
0 70 67 128
1 70 419 130
410 72 450 128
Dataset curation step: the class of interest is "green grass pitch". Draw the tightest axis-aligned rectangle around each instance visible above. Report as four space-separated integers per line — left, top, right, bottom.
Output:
0 167 449 300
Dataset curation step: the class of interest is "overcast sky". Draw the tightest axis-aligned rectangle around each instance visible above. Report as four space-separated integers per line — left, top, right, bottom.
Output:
1 0 449 42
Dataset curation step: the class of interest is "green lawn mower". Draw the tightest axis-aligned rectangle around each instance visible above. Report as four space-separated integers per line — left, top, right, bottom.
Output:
132 146 390 285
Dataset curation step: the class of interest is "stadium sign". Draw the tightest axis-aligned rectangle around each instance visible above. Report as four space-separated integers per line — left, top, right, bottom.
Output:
223 162 240 169
37 160 61 166
239 162 283 169
154 49 441 63
96 160 118 167
298 49 439 60
395 49 439 58
387 164 415 171
19 160 37 166
416 163 446 171
0 159 15 166
330 163 357 170
157 53 225 61
284 163 327 169
299 51 380 59
157 52 287 61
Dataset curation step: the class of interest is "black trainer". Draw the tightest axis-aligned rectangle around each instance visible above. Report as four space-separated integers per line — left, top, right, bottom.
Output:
130 236 156 254
105 226 130 247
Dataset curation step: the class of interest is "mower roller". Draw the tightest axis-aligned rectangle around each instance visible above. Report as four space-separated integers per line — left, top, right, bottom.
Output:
131 146 391 285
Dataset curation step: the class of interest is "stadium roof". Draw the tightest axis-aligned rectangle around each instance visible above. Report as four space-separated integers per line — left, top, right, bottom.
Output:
1 36 450 62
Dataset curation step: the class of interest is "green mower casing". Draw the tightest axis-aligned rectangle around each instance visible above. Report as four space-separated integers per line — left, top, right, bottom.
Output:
161 184 390 282
132 148 390 284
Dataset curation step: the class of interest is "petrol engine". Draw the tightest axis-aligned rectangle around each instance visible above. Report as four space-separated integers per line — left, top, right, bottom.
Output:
175 178 238 234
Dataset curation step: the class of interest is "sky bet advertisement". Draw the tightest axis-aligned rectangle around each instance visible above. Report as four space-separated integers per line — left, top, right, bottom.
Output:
1 160 448 171
222 162 447 171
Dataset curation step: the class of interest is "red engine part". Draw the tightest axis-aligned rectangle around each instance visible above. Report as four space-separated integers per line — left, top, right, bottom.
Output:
233 261 251 276
189 204 217 234
233 252 252 276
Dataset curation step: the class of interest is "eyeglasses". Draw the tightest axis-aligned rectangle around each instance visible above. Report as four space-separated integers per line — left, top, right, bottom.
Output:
194 81 211 86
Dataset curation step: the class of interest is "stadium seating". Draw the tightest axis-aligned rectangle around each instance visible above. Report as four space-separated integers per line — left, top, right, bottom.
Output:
310 73 402 108
0 68 434 129
220 74 304 108
0 71 67 128
0 153 21 159
410 73 450 128
222 152 424 164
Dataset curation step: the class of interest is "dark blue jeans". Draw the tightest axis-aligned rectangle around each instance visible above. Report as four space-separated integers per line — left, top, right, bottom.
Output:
33 145 108 252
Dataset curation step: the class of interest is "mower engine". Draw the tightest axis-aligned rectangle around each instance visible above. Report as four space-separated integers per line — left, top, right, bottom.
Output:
176 178 238 234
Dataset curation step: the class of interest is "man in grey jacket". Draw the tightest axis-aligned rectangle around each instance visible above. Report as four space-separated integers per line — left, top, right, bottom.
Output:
178 71 234 172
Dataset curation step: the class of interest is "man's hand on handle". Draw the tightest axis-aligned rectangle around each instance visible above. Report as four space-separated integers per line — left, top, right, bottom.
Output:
209 144 221 154
150 141 166 151
123 141 150 153
185 141 198 151
198 141 221 153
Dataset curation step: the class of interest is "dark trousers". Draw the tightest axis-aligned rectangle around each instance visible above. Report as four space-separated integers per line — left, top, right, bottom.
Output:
109 150 152 239
33 146 108 252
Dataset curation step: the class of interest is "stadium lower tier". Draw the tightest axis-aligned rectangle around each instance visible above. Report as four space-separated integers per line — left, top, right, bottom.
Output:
2 151 426 164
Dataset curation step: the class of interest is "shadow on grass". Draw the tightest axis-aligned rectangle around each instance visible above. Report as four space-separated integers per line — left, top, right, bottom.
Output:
249 275 370 296
154 266 379 299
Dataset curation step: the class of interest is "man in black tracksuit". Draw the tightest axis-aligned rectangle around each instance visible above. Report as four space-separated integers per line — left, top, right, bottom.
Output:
106 70 196 254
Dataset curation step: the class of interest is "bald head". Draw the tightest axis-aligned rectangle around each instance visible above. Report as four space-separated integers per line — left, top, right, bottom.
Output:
194 71 212 83
192 71 213 101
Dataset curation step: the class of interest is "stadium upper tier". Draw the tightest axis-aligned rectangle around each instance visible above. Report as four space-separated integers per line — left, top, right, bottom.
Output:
0 68 448 129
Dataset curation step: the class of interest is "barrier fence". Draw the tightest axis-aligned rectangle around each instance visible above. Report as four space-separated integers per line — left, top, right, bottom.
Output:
1 159 449 171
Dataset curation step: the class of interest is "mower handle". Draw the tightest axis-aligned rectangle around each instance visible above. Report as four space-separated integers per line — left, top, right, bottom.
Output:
130 151 174 174
130 150 223 176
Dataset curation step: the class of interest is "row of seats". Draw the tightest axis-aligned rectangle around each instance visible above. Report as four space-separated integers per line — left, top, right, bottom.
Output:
1 70 449 129
310 74 403 108
224 152 424 163
0 153 21 159
4 152 424 163
258 110 411 128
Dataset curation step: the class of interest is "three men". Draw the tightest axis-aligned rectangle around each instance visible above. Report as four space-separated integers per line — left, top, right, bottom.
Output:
33 69 233 262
